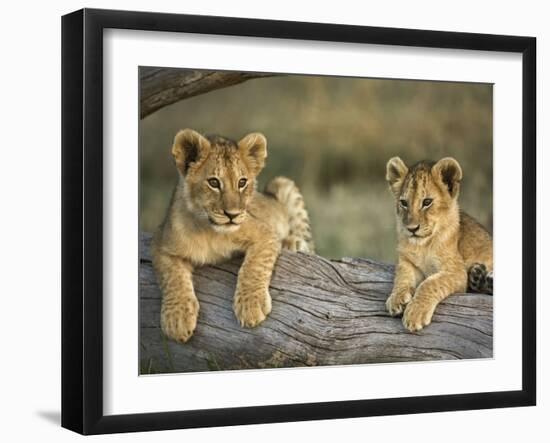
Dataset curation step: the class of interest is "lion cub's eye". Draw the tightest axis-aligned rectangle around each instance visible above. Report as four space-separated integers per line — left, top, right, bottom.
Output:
207 178 221 189
399 199 408 209
422 198 433 208
238 178 248 188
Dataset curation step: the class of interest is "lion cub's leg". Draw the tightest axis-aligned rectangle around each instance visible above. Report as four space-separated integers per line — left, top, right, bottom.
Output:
152 251 199 343
386 258 422 316
233 237 281 327
402 266 467 332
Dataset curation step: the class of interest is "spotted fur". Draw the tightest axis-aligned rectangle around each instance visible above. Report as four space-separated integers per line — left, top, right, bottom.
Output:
385 156 493 332
152 129 314 343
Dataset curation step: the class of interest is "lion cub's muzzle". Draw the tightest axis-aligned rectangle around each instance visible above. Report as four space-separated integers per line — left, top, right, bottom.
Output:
402 222 432 240
406 224 420 235
209 209 247 229
223 210 243 223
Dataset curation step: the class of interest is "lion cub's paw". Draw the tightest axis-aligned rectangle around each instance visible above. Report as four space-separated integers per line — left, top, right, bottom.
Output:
402 299 435 332
468 263 493 295
161 297 200 343
468 263 486 292
234 289 272 328
386 290 413 316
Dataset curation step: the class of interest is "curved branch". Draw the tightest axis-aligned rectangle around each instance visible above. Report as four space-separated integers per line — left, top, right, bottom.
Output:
140 67 276 119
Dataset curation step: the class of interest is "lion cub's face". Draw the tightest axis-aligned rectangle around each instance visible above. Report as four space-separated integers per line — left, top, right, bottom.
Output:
385 157 463 243
172 129 268 233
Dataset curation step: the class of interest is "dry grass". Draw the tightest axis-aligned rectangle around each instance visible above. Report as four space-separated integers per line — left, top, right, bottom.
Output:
140 72 492 262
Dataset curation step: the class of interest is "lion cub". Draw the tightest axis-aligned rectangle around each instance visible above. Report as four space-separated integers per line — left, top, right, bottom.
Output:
152 129 314 343
385 157 493 332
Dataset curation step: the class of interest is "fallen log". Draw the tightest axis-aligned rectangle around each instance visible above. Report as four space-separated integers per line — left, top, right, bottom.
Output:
139 233 493 374
139 67 276 119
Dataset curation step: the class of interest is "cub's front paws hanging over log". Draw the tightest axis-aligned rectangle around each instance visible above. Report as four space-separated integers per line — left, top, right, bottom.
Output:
160 297 200 343
233 289 272 328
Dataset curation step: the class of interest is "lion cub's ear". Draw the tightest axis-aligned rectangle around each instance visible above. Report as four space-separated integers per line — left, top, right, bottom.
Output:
238 133 268 175
386 157 408 194
432 157 463 198
172 129 210 175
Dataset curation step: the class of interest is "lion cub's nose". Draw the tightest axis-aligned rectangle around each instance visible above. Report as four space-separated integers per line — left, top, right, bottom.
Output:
223 210 242 221
407 225 420 234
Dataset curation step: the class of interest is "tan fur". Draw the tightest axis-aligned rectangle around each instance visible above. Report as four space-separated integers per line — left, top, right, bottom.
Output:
265 177 315 252
152 129 314 343
385 156 493 332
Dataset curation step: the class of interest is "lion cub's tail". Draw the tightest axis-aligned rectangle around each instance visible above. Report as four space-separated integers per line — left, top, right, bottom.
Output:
265 177 315 254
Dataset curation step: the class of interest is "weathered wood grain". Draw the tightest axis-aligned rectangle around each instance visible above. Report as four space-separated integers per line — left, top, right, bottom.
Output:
139 233 492 374
140 67 276 119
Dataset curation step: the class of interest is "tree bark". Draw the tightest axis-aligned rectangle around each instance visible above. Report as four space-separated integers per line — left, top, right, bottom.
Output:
140 67 276 119
139 233 493 374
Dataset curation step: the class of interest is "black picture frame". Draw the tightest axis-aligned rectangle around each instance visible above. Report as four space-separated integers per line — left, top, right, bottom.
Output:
61 8 536 435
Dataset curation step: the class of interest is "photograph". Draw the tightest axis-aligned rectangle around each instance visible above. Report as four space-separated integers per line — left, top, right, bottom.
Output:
58 5 538 436
138 67 494 375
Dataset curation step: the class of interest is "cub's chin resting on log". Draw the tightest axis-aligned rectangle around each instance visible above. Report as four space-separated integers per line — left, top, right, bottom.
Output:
385 156 493 333
152 129 314 343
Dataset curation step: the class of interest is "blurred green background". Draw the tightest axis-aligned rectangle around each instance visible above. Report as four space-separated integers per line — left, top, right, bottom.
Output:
140 73 492 262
